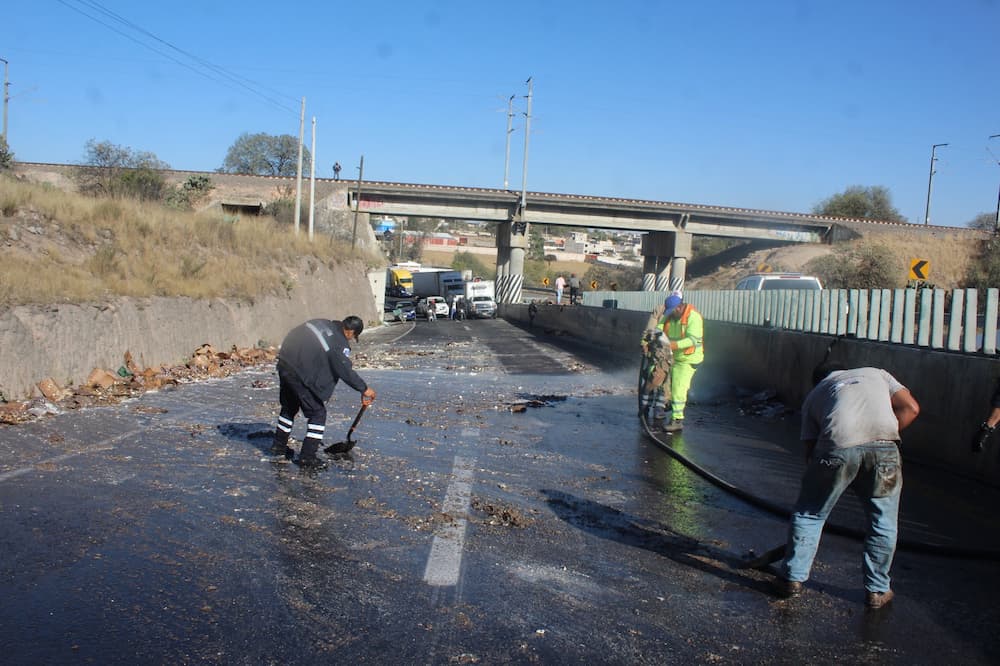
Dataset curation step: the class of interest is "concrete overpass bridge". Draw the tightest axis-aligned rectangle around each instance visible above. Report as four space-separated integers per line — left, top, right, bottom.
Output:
349 181 842 303
17 163 953 304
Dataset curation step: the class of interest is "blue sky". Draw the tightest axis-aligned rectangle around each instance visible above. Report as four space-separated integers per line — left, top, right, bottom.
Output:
4 1 999 227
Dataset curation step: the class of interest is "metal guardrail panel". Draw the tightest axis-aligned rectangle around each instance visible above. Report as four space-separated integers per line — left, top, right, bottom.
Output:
583 286 1000 356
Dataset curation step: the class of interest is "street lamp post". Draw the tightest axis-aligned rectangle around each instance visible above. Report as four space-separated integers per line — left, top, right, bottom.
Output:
990 134 1000 232
503 94 515 190
923 143 948 226
1 57 9 144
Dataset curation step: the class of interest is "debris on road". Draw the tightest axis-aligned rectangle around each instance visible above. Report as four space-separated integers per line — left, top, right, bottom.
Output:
0 344 276 425
507 394 568 412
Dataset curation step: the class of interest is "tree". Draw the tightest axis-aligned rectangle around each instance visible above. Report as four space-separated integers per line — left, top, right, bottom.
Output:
528 226 545 260
965 236 1000 290
967 212 997 231
220 132 310 176
813 185 906 222
0 136 13 170
77 139 170 199
450 251 492 278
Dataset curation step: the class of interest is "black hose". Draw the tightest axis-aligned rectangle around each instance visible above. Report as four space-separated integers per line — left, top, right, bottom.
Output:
637 362 1000 562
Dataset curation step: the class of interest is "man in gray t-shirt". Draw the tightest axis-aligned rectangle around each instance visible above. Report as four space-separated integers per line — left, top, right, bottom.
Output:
773 365 920 609
801 368 906 455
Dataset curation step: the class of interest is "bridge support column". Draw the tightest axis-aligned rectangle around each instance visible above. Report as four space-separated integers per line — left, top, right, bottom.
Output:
495 220 528 304
495 221 510 290
641 230 692 294
642 255 658 292
669 231 692 293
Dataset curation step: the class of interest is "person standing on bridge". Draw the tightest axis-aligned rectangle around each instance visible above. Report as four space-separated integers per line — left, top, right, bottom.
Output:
568 273 581 305
650 293 703 432
269 315 376 469
555 275 566 305
773 364 919 609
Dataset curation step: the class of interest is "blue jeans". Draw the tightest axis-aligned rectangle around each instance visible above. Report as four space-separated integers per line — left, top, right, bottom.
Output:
780 441 902 593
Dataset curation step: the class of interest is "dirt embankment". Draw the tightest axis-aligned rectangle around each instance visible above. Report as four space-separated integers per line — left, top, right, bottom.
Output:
686 225 984 291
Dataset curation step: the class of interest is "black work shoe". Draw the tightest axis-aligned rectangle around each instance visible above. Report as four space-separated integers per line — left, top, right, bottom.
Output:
268 444 294 460
295 456 328 470
771 577 803 598
865 589 894 608
662 419 684 433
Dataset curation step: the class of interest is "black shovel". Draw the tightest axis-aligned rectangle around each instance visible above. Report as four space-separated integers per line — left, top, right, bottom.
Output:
324 403 369 455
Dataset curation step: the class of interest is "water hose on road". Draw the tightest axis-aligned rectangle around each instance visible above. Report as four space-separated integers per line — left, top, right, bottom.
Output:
636 364 1000 564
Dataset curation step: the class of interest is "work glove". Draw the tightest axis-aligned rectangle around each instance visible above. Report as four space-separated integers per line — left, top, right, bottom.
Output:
972 422 994 453
362 387 376 407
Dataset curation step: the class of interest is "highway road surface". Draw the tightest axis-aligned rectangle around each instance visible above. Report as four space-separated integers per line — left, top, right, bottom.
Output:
1 316 999 664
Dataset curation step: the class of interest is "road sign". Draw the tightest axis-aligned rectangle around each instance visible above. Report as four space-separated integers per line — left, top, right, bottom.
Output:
542 277 550 286
590 280 599 289
909 259 930 281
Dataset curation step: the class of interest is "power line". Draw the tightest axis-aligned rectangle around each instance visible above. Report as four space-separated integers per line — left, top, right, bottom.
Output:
55 0 298 114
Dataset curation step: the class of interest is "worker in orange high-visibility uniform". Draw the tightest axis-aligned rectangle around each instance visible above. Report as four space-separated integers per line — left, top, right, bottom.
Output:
657 293 703 432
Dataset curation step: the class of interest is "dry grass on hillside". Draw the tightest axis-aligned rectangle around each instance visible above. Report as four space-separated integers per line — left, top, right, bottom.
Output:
0 177 380 308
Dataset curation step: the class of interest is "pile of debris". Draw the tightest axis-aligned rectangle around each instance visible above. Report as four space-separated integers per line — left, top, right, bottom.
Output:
0 344 276 425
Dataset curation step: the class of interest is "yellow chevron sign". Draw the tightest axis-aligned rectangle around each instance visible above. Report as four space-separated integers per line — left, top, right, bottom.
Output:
909 259 930 281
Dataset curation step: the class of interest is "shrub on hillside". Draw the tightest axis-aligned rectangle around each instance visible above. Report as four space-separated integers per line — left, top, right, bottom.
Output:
165 175 214 211
0 137 13 170
964 236 1000 290
804 242 901 289
584 264 643 291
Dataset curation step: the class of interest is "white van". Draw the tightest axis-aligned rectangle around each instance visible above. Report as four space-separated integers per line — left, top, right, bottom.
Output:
735 273 823 291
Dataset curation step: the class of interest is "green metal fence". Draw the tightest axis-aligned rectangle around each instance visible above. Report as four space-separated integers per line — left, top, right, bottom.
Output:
583 288 1000 355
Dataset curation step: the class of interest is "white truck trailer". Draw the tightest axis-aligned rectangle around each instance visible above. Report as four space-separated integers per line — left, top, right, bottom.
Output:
411 269 465 302
461 280 497 318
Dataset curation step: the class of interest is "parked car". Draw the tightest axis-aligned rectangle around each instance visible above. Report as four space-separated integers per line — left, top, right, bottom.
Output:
390 300 416 322
735 273 823 291
416 296 449 319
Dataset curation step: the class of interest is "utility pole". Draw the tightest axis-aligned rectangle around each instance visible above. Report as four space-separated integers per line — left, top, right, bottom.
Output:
520 77 533 220
294 97 305 235
990 134 1000 233
923 143 948 226
308 116 316 242
503 94 515 189
1 57 9 144
352 155 365 250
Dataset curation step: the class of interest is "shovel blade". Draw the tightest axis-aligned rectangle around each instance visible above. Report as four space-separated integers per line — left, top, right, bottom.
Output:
324 439 356 455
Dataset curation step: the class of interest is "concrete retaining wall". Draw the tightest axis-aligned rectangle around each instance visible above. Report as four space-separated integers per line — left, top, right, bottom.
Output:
503 302 1000 484
0 259 380 401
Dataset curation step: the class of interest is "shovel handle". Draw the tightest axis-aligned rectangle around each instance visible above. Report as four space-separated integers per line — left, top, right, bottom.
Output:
347 403 368 437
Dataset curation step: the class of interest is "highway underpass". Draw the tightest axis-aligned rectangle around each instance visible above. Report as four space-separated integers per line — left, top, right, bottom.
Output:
1 317 998 664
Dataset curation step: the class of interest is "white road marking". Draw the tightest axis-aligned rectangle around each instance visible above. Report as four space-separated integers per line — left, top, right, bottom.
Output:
423 455 476 587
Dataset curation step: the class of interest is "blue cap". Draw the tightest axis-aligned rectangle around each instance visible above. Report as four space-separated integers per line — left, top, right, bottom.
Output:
664 294 682 312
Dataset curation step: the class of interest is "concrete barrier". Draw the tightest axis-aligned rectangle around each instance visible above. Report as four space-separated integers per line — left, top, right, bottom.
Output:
502 302 1000 485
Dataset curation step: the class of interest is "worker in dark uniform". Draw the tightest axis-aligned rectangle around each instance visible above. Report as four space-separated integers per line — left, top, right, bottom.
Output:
971 378 1000 452
269 315 376 469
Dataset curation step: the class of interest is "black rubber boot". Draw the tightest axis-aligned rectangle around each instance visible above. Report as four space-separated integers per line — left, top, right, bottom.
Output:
972 423 994 453
296 439 328 470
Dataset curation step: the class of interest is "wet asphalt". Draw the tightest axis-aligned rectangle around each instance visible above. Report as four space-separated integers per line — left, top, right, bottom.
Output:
1 316 999 665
